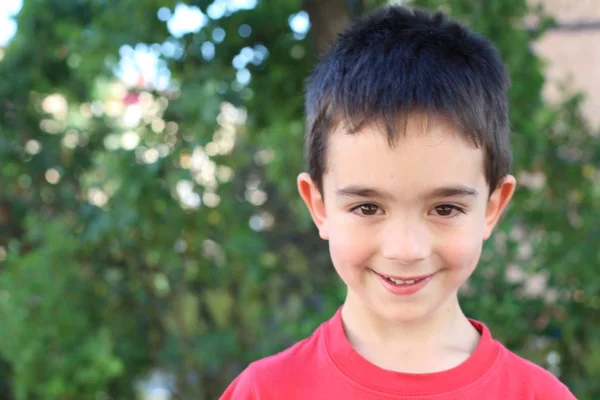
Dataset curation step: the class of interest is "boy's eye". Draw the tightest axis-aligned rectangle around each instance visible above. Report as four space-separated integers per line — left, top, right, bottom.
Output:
352 203 381 216
433 204 465 218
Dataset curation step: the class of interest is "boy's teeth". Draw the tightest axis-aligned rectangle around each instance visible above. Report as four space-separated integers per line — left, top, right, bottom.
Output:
386 277 416 285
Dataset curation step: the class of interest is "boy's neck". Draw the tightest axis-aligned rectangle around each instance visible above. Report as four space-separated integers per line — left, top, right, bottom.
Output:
340 292 481 374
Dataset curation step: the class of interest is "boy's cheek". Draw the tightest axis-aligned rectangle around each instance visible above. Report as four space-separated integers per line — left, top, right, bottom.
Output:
328 227 375 268
438 235 483 273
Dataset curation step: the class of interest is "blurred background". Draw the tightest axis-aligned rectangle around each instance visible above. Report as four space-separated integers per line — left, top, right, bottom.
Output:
0 0 598 399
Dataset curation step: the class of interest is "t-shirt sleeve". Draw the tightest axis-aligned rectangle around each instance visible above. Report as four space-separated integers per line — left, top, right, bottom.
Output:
544 381 577 400
534 371 577 400
219 364 258 400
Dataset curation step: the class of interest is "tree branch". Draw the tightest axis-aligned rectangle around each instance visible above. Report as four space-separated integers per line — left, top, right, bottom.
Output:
551 20 600 31
303 0 360 55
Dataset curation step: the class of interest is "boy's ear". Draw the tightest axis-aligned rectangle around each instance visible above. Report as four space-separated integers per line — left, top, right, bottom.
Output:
297 172 329 240
483 175 516 240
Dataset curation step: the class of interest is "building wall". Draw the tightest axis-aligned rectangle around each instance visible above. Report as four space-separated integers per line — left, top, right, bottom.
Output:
530 0 600 128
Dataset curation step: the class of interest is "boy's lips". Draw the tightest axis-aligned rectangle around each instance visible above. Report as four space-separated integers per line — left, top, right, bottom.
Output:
372 270 436 282
371 269 436 296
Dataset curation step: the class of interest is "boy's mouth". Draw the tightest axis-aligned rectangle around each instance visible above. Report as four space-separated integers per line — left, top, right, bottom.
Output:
373 270 435 286
371 270 436 296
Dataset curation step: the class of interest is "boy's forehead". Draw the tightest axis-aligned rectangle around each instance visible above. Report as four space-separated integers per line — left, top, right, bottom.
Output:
323 116 487 192
334 110 471 142
328 112 478 154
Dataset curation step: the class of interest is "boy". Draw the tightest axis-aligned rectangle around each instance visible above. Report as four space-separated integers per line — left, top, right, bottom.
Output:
221 5 576 399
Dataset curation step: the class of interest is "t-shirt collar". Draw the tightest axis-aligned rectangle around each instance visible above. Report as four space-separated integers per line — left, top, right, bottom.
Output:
324 307 501 395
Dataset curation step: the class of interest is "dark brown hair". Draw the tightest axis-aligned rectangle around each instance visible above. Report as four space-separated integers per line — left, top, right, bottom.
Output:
305 5 512 194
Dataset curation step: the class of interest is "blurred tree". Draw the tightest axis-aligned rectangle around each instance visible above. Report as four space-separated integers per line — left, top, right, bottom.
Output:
0 0 597 399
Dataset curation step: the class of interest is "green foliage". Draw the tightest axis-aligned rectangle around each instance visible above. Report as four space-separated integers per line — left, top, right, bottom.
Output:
0 0 597 399
0 217 124 399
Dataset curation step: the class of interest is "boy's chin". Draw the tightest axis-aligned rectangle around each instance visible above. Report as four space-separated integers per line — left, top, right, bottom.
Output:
375 306 438 325
363 294 457 325
345 297 439 325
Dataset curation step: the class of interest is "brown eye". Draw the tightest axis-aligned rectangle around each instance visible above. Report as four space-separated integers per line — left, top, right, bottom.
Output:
434 205 464 218
355 204 380 216
436 205 454 216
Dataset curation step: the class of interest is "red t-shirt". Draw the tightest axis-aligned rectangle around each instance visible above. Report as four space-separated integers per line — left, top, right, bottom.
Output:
221 309 576 399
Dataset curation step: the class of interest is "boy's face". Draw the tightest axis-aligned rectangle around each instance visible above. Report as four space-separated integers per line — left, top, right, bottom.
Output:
298 114 515 324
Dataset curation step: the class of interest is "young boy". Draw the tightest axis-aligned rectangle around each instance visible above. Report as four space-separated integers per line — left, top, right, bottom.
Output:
221 5 576 399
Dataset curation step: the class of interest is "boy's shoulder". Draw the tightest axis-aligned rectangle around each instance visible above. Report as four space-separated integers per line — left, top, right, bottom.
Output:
220 320 330 399
495 338 576 399
250 322 325 374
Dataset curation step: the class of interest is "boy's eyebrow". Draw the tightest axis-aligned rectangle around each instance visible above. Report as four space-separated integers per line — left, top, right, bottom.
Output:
335 185 479 201
336 186 396 201
424 185 479 199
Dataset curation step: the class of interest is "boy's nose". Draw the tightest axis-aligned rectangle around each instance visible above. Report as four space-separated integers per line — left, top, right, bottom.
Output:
379 221 431 264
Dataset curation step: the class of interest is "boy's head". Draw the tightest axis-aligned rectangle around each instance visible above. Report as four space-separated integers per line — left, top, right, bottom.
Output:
305 5 512 195
297 6 516 324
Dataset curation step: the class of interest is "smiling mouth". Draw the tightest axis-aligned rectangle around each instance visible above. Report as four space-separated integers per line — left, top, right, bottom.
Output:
372 270 435 286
